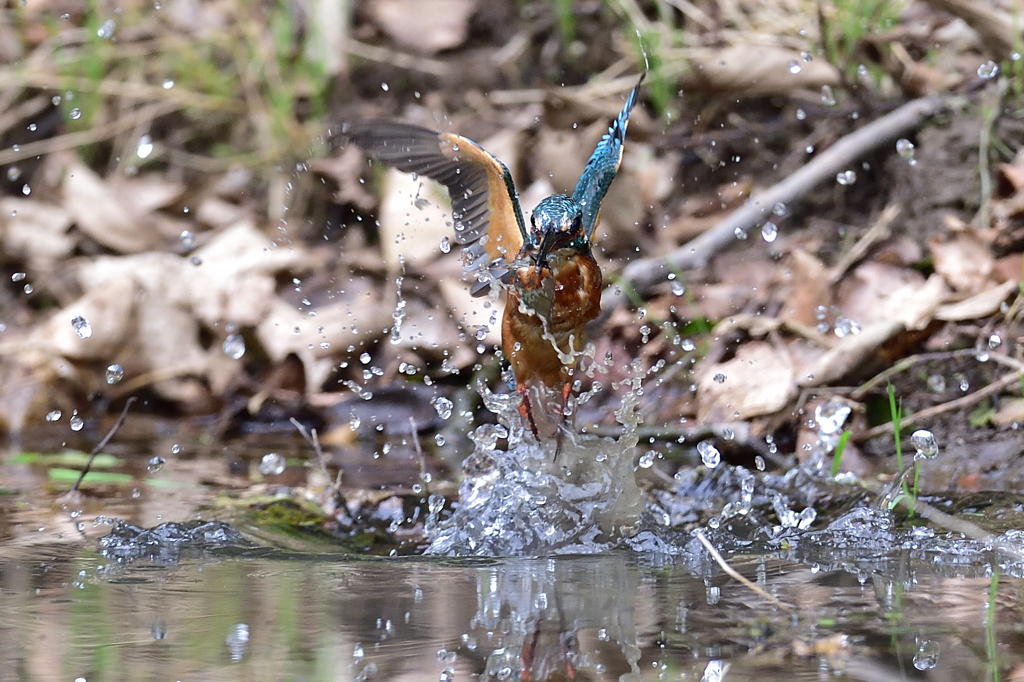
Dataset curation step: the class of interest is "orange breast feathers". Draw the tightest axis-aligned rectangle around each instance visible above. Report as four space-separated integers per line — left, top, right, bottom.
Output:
501 253 602 389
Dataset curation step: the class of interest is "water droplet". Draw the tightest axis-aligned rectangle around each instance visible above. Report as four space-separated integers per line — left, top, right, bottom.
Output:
97 19 115 39
913 640 939 669
820 85 836 106
147 456 165 473
46 409 62 422
833 316 860 337
761 221 778 242
440 235 451 253
895 138 915 160
71 315 92 338
800 50 813 62
431 396 454 420
698 440 721 468
787 60 802 74
701 659 726 682
977 60 999 79
105 364 124 384
259 452 286 475
771 202 787 217
638 450 656 468
11 272 25 282
988 333 1002 349
381 82 390 91
136 134 153 159
69 108 82 120
836 170 857 185
69 411 84 431
671 280 686 296
359 352 371 365
179 230 195 250
21 184 31 196
815 401 851 434
712 372 726 384
926 374 946 393
6 166 20 181
910 429 938 459
226 623 249 662
795 108 806 121
754 455 765 471
51 95 61 105
223 333 245 359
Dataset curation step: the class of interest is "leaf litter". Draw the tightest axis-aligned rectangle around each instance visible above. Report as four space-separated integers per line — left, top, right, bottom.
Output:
1 0 1024 579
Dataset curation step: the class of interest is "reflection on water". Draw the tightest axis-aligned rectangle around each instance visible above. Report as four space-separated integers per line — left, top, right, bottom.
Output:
1 543 1020 681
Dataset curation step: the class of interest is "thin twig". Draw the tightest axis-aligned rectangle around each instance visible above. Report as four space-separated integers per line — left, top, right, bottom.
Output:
856 368 1024 442
898 494 1024 563
409 416 431 495
0 100 179 166
345 40 449 77
289 417 330 482
602 95 950 316
0 70 246 113
0 93 54 139
828 203 901 284
851 348 979 400
695 531 795 615
68 397 137 494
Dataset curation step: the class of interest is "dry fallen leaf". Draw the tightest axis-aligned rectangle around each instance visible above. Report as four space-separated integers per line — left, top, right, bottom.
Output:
186 221 306 327
256 283 395 392
369 0 477 55
929 230 995 294
934 280 1016 321
697 341 797 423
40 273 137 361
62 158 165 253
0 197 74 265
681 45 840 95
438 278 503 348
779 249 831 327
378 169 451 272
837 261 926 325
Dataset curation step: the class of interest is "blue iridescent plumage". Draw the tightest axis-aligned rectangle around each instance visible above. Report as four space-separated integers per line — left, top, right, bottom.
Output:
571 75 643 238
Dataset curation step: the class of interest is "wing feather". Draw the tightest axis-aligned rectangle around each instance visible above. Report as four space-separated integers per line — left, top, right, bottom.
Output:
571 74 644 239
341 121 526 264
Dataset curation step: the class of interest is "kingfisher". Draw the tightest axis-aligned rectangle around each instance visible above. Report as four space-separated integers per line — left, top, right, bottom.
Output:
342 76 643 438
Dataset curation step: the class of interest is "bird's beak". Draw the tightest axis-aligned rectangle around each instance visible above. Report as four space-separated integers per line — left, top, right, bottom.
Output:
534 230 559 276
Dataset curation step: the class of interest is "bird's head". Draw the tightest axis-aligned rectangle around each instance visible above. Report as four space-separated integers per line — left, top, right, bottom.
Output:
528 195 585 275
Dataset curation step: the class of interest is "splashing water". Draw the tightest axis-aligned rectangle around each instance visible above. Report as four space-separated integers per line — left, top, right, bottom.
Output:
425 368 646 557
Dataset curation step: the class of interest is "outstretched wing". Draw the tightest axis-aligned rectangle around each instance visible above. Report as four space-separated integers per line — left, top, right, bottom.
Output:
340 121 527 265
571 74 644 239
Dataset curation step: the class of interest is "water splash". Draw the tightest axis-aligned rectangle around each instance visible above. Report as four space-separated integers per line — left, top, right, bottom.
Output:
426 370 646 557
